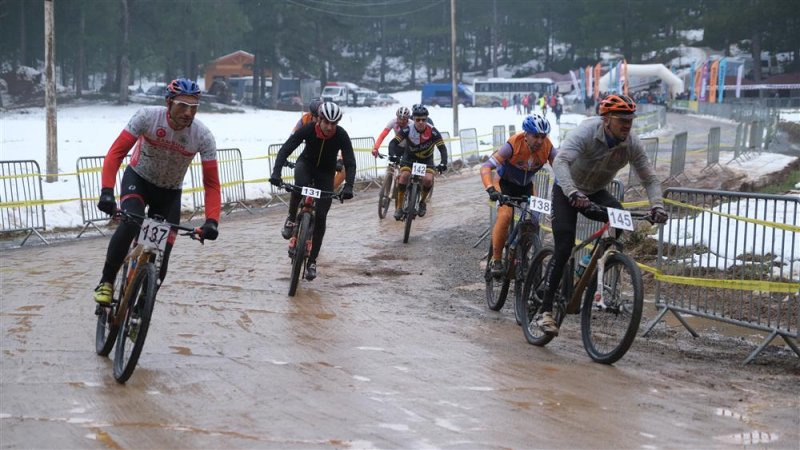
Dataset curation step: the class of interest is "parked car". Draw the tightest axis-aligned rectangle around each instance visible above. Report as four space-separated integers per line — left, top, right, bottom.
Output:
371 93 399 106
276 91 303 111
137 84 167 98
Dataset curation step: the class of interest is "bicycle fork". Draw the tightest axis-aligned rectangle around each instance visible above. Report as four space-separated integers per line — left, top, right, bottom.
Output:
591 250 616 310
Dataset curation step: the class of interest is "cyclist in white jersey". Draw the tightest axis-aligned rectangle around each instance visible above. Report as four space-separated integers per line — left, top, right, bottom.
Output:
92 78 221 305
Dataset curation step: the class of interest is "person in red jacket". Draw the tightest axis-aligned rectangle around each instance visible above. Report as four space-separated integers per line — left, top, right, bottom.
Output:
92 78 221 305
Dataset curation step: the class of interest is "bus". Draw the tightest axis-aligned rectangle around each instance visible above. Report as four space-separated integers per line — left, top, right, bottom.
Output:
472 78 556 107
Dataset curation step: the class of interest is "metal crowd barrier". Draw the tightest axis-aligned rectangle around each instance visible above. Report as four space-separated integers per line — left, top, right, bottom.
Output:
666 131 689 184
188 148 251 220
626 137 659 195
350 136 379 191
643 187 800 363
75 155 129 237
492 125 506 149
265 143 296 208
703 127 722 172
0 160 48 245
459 127 480 167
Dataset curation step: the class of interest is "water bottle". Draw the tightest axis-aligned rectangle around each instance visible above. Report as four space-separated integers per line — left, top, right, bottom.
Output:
575 254 591 277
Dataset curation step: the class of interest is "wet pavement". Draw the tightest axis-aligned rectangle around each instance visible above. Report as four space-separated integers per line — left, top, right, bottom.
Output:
2 114 799 448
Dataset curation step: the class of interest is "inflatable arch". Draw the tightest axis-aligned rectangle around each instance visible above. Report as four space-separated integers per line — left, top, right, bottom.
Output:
599 64 685 97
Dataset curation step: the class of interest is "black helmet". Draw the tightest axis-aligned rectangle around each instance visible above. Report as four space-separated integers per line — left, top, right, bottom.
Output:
412 104 428 117
308 98 323 117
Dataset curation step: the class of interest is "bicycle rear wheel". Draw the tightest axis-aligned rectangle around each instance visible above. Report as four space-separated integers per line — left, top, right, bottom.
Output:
580 252 643 364
484 242 511 311
519 247 562 346
113 262 157 383
402 183 418 244
378 171 393 219
288 213 312 297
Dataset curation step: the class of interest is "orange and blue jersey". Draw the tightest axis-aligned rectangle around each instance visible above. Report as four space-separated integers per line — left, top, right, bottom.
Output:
480 132 556 188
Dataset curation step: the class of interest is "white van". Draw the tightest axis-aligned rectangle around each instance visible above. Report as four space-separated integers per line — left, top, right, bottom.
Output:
321 82 360 106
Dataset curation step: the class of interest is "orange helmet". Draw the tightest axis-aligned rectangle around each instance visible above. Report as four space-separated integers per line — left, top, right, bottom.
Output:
598 94 636 117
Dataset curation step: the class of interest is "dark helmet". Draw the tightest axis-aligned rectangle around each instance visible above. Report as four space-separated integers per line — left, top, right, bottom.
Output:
412 104 428 117
308 98 323 117
598 93 637 117
165 78 200 99
522 113 551 135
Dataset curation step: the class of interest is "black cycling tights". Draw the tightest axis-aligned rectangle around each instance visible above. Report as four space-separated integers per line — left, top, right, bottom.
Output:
100 168 182 285
541 184 622 312
288 160 335 262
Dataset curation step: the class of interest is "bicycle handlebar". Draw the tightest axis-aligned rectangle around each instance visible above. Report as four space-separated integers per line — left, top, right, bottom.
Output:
280 182 344 203
113 209 206 243
584 202 655 223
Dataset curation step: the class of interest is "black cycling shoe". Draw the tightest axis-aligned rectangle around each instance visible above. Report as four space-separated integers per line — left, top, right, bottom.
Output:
281 217 295 240
417 201 427 217
393 208 404 221
305 260 317 281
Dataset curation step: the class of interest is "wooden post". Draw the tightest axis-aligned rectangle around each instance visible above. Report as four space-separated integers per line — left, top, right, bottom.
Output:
44 0 58 183
450 0 458 137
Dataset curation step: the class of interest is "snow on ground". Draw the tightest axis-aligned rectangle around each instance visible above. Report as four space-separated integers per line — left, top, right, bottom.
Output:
1 91 584 228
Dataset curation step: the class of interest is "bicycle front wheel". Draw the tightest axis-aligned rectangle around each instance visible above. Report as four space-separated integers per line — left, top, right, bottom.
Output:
513 232 537 325
289 213 312 297
580 252 643 364
519 246 556 346
402 183 418 244
484 242 510 311
113 262 157 383
378 170 393 219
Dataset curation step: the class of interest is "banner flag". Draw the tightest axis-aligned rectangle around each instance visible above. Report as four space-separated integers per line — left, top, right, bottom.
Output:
593 63 601 100
736 64 744 98
718 58 727 103
623 59 629 95
570 70 581 98
708 60 719 103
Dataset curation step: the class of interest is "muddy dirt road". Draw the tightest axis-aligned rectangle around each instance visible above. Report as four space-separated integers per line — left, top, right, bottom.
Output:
2 118 799 448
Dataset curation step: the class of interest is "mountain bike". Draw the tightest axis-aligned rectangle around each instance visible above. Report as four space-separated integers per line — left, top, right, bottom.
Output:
484 195 542 325
281 181 343 296
396 161 443 244
517 204 653 364
95 210 203 383
376 153 399 219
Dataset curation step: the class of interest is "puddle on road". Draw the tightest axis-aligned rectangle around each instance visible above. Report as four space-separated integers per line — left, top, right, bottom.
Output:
170 346 193 356
713 408 781 445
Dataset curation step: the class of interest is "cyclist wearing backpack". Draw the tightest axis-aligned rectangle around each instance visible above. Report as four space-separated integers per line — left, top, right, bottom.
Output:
388 104 448 220
270 102 356 281
481 113 556 278
291 98 347 192
538 93 668 336
92 78 220 305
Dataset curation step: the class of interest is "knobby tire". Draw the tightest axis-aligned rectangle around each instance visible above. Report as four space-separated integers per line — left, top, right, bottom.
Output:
378 170 393 219
484 242 510 311
519 246 560 347
288 213 312 297
580 252 643 364
113 262 157 383
402 182 418 244
95 260 129 356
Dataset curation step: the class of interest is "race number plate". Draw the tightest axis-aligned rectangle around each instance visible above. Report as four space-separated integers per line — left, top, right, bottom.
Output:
529 196 552 216
138 218 170 252
301 186 322 198
411 162 427 177
607 207 634 231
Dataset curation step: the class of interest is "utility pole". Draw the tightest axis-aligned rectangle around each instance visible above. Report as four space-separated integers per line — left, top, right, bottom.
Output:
44 0 57 183
451 0 458 137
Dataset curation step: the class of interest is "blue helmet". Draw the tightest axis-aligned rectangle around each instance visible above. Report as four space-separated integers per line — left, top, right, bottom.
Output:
522 113 551 135
166 78 200 99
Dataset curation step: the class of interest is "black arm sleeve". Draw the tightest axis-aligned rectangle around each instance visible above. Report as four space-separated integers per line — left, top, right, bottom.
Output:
339 129 357 186
271 126 307 178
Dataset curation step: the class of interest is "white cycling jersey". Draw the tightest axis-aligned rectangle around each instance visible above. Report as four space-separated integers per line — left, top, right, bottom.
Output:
125 107 216 189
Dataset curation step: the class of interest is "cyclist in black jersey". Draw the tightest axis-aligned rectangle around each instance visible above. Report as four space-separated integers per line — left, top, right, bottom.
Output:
269 102 356 281
388 104 447 220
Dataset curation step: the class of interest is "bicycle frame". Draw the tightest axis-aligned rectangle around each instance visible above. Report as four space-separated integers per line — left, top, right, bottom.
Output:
563 222 620 314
